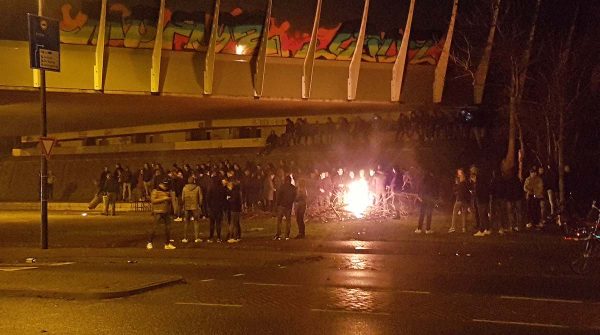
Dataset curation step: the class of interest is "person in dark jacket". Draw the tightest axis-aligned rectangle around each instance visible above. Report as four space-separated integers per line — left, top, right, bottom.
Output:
207 176 227 242
416 170 438 234
471 167 491 237
295 180 308 239
505 174 524 232
98 166 110 191
227 181 243 243
101 173 119 216
488 170 508 234
274 175 297 240
449 169 469 233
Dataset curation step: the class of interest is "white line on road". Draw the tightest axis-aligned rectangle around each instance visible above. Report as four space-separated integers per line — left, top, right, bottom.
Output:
175 302 243 308
472 319 569 329
311 309 391 316
200 279 215 282
243 282 301 287
500 296 584 304
233 273 245 277
47 262 75 266
0 267 38 272
399 290 431 295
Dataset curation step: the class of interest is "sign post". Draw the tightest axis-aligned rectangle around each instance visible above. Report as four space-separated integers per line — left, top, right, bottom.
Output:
28 13 60 249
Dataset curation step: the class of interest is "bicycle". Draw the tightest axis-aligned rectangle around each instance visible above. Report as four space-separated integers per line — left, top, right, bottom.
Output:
568 201 600 275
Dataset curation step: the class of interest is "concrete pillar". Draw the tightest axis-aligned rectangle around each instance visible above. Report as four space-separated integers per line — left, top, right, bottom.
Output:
433 0 458 103
347 0 370 101
302 0 322 99
203 0 221 95
151 0 166 93
391 0 416 102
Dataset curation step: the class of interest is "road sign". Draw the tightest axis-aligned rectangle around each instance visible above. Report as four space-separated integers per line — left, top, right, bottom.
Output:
28 14 61 72
40 137 57 158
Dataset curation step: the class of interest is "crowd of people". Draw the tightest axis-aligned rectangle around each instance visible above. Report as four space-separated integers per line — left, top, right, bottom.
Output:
263 111 477 154
447 164 574 237
94 160 419 249
92 157 575 249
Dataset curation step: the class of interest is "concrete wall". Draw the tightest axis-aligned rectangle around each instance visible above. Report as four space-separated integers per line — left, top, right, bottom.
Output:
0 39 434 103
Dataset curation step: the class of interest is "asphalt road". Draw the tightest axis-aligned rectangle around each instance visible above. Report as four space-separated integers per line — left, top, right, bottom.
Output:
1 211 600 334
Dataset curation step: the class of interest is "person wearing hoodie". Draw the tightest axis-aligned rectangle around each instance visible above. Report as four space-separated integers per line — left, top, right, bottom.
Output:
181 176 203 244
207 175 227 242
227 181 243 243
148 179 176 250
274 175 297 240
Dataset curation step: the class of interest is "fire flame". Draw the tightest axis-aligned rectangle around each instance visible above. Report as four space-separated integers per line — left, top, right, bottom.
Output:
344 178 373 218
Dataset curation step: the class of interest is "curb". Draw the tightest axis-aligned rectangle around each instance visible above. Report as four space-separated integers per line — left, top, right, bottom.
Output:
0 276 185 300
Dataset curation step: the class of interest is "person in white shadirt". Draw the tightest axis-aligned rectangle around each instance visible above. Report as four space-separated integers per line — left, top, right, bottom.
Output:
148 179 176 250
181 176 203 244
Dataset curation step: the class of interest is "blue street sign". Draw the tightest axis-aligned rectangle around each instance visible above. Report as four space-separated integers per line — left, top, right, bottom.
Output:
28 14 61 72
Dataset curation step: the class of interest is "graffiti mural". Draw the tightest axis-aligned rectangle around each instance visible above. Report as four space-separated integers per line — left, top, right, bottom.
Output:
52 0 443 64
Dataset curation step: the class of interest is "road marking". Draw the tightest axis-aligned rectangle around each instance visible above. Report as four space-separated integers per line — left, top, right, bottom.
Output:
311 309 390 316
175 302 242 308
0 267 38 272
233 273 245 277
472 319 569 329
47 262 75 266
200 279 215 282
399 290 431 295
243 282 301 287
500 296 584 304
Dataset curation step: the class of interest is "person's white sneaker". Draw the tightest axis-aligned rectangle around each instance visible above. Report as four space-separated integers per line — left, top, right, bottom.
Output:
448 227 456 233
164 243 176 250
536 223 545 229
473 231 485 237
425 230 434 235
227 238 236 243
414 229 423 234
498 228 505 235
174 217 183 222
181 238 188 243
146 242 153 250
194 238 202 243
526 223 533 228
483 229 492 236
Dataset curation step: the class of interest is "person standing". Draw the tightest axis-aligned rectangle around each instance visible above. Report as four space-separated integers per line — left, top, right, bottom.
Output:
181 176 203 244
274 176 297 240
488 170 508 234
102 173 118 216
227 181 243 243
207 175 227 243
416 170 437 234
142 163 153 200
121 167 133 202
148 179 176 250
524 168 545 228
505 173 524 232
263 173 276 212
449 169 469 233
295 180 308 239
471 167 491 237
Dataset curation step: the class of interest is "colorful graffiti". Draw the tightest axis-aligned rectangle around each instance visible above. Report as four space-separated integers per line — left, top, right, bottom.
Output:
57 2 443 64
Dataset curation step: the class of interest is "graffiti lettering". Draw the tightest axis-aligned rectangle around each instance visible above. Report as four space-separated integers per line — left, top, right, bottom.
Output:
56 2 443 64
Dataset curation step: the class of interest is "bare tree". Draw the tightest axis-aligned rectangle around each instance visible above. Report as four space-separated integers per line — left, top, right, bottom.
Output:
498 0 542 179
